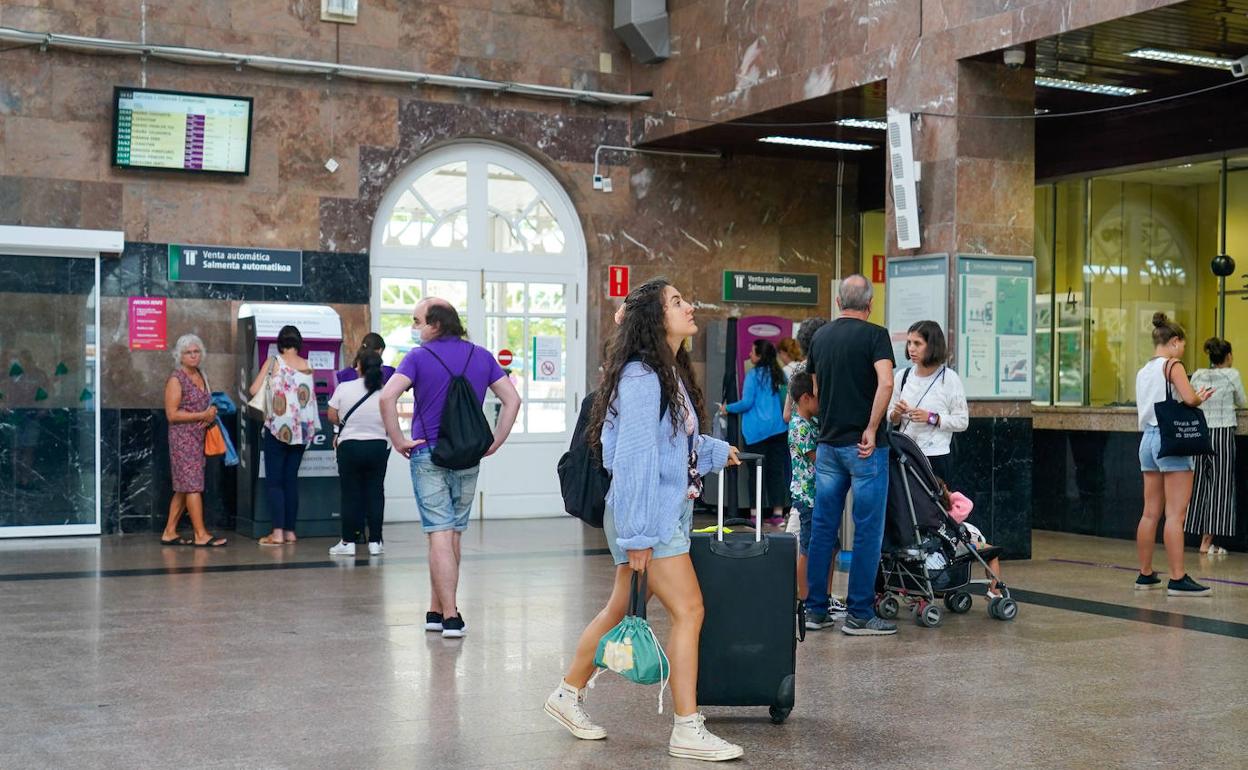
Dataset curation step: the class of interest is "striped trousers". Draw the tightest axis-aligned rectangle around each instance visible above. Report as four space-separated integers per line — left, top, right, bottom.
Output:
1185 427 1236 537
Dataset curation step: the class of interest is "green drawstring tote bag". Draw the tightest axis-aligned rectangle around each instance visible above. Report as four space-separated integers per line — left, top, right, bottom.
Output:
591 571 670 712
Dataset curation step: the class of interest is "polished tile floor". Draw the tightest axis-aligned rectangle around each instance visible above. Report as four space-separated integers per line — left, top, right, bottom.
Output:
1 520 1245 769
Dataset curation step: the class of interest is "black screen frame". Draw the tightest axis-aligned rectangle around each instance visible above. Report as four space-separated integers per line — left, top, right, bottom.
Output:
111 86 254 176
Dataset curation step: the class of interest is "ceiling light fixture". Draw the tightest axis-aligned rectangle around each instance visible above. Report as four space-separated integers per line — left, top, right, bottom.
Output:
1034 76 1147 97
834 118 888 131
1126 48 1237 70
758 136 874 151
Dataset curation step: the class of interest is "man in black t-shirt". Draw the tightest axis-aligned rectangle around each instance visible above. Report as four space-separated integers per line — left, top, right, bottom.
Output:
803 274 897 636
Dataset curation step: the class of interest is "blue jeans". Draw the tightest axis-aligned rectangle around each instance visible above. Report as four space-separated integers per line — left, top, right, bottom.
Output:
263 430 305 531
805 443 889 619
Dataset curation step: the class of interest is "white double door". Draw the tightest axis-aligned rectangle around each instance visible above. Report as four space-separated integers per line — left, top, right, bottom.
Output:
372 266 584 522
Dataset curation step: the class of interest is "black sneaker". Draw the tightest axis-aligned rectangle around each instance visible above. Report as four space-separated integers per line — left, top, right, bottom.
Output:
804 612 837 630
425 611 444 632
441 614 466 638
841 615 898 636
1134 572 1162 590
1167 574 1212 597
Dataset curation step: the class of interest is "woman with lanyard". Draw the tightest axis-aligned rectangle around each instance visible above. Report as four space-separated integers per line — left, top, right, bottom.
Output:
326 350 390 557
887 320 969 481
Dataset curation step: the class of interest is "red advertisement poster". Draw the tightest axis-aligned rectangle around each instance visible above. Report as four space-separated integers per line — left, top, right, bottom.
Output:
129 297 168 350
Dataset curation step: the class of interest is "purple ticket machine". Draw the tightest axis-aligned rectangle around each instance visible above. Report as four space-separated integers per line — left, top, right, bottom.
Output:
235 303 343 539
733 315 791 398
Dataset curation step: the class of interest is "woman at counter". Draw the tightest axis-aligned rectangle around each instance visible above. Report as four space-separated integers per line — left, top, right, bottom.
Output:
721 339 790 525
1134 313 1213 596
1186 337 1246 555
249 324 320 546
160 334 227 547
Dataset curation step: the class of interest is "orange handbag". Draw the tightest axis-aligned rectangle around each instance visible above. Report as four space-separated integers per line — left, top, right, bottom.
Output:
205 422 226 456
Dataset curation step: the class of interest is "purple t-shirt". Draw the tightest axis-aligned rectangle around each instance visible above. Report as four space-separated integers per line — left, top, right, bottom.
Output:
336 364 396 385
395 338 506 443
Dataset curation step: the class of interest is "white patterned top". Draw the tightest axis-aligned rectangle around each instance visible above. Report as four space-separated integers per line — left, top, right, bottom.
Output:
1191 367 1247 429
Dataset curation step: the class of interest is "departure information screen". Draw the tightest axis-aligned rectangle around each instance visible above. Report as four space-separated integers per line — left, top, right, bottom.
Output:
113 88 253 174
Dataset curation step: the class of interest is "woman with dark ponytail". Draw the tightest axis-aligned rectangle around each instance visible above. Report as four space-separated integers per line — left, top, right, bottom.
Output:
1186 337 1246 555
327 350 390 557
335 332 396 385
721 338 791 524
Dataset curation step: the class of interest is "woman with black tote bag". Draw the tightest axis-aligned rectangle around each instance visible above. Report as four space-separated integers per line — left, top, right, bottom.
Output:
1133 313 1215 597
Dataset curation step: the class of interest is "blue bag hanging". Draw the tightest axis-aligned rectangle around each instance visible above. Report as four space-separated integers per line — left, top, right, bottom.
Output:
217 416 239 467
590 571 670 713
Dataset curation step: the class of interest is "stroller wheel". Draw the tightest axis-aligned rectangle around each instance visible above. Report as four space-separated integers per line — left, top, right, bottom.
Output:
944 592 973 614
916 604 943 628
991 597 1018 622
769 705 791 724
877 595 900 620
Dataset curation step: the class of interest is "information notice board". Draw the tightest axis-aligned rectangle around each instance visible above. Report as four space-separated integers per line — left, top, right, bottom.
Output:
113 87 253 174
956 255 1035 400
884 255 949 367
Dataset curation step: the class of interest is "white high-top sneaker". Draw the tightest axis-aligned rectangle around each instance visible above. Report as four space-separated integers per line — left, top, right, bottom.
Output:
669 712 743 761
543 680 606 740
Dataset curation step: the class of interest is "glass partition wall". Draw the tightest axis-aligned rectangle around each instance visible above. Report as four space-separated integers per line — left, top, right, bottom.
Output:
1033 154 1248 407
0 253 101 536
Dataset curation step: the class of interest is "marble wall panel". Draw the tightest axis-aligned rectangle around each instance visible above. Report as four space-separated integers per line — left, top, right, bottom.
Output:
953 416 1033 559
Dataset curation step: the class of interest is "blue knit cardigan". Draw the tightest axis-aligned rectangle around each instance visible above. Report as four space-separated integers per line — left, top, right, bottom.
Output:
601 361 732 551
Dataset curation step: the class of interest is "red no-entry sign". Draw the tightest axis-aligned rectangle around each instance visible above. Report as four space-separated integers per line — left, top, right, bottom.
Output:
497 349 514 367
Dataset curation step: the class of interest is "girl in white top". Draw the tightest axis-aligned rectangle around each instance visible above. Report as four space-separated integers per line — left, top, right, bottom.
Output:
326 351 390 557
1132 312 1214 596
887 320 969 481
1185 337 1246 554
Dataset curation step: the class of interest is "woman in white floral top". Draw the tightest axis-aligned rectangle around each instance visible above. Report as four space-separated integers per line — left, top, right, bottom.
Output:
248 324 320 545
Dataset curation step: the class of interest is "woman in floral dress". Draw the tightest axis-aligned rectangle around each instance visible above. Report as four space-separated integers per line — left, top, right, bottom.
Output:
249 324 320 545
160 334 227 547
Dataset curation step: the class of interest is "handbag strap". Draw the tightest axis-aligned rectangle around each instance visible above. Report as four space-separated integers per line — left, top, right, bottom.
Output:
1163 359 1178 401
628 571 648 619
338 388 377 430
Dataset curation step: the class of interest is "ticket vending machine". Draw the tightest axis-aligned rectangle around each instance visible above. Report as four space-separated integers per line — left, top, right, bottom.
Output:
235 303 343 539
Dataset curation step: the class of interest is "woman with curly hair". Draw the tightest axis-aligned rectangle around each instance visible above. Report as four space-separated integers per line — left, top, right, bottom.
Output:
248 324 320 546
544 278 744 762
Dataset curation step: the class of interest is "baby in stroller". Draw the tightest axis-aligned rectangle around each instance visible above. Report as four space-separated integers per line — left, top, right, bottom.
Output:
875 431 1018 626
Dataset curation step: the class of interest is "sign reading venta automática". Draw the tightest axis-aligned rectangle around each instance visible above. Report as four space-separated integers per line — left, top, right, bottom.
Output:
722 270 819 306
168 244 303 287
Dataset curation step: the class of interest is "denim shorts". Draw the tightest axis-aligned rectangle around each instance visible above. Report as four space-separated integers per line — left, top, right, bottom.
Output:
409 448 479 533
602 500 694 566
1139 425 1195 473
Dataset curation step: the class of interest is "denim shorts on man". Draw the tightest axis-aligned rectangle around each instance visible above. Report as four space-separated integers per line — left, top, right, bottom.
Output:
603 500 694 565
410 448 479 533
1138 425 1195 473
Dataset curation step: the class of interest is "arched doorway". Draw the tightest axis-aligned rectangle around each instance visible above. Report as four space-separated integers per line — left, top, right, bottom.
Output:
370 141 587 522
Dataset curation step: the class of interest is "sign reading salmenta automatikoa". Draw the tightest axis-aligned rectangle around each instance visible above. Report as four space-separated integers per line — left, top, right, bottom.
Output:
168 244 303 287
722 270 819 306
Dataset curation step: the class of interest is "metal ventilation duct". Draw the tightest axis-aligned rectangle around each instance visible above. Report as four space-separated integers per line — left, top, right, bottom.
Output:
614 0 670 64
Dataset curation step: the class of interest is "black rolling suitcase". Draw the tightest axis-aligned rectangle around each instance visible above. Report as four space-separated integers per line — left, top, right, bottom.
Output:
690 456 804 724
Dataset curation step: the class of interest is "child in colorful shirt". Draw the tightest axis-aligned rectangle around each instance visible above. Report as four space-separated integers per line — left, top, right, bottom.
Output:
787 372 843 617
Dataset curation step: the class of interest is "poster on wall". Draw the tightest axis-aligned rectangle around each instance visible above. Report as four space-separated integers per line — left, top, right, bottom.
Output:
884 255 949 366
128 297 167 350
956 255 1035 400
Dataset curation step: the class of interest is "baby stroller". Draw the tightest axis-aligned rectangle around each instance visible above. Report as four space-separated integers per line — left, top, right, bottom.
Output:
874 431 1018 628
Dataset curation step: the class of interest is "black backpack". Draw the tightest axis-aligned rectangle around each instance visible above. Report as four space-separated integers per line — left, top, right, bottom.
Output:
558 364 671 528
418 344 494 470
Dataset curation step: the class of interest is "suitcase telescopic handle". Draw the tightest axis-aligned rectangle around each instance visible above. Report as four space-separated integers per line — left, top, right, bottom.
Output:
716 457 763 542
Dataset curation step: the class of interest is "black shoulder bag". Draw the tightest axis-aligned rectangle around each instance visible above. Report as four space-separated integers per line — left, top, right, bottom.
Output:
1154 360 1213 458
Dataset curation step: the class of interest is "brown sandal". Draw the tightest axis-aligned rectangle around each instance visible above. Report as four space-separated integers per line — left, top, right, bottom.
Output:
258 535 286 546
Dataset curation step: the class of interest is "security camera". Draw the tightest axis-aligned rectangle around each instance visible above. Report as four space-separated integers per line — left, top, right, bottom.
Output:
1232 54 1248 78
1003 47 1025 70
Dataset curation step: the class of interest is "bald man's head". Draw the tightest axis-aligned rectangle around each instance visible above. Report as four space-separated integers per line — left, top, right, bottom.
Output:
413 297 466 342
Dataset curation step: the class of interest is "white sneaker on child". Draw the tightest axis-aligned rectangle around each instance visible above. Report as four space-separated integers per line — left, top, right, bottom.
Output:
544 680 606 740
669 712 744 761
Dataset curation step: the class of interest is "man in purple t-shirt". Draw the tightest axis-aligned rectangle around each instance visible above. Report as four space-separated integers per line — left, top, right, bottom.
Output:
380 298 521 639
